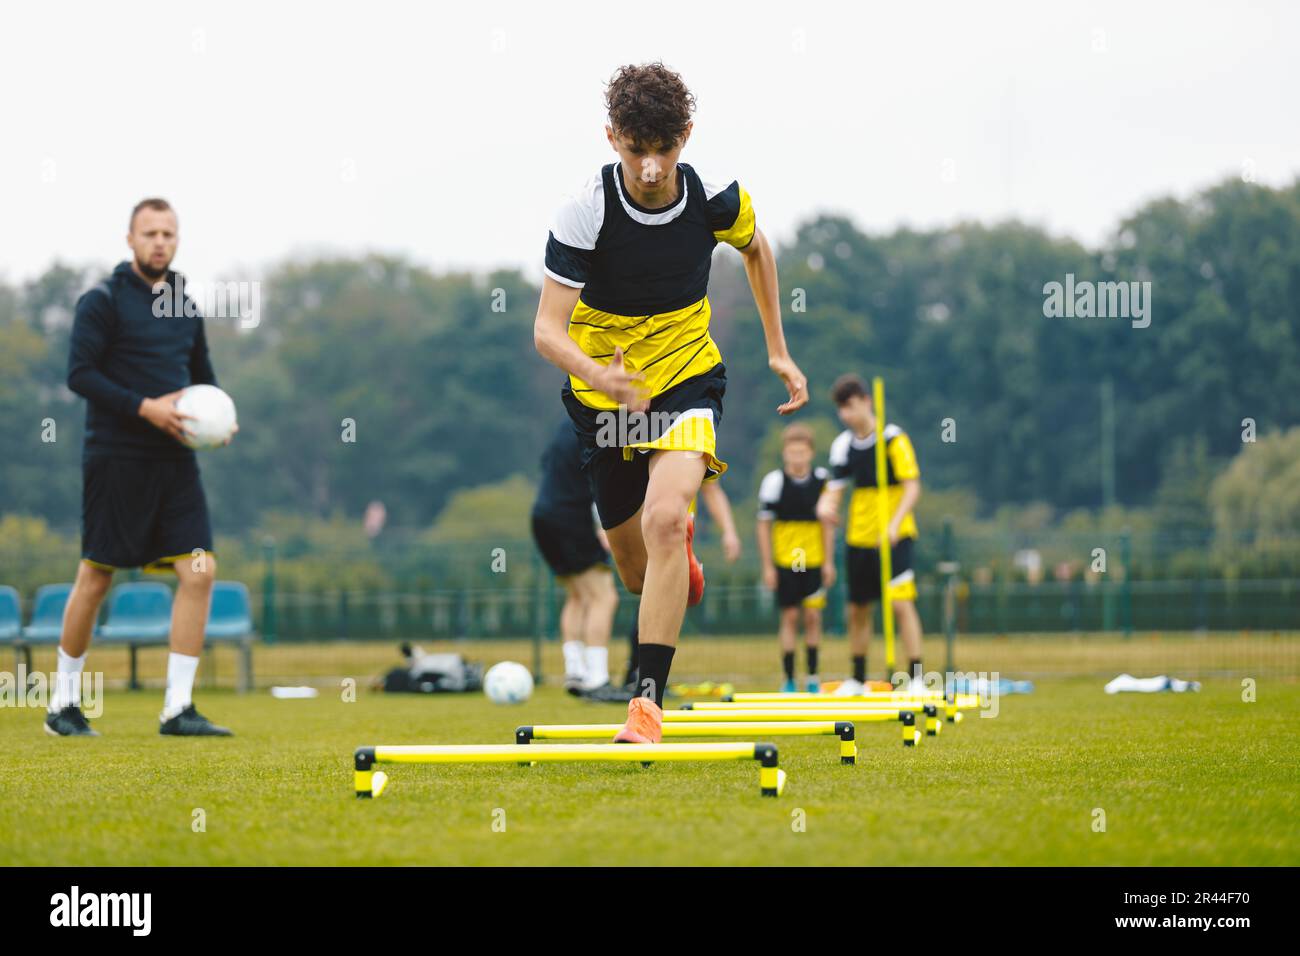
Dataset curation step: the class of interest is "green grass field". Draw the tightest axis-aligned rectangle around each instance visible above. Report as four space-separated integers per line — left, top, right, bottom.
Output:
3 675 1298 866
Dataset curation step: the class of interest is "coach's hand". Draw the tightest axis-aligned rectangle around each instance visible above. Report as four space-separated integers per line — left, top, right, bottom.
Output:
769 355 808 415
762 565 777 591
595 348 650 412
139 391 194 443
821 563 837 589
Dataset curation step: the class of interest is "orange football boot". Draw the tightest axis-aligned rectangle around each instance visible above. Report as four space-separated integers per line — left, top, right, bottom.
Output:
686 511 705 606
613 696 664 743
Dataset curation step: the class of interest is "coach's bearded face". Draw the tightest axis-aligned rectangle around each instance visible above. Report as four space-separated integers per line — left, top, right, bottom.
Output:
127 208 179 281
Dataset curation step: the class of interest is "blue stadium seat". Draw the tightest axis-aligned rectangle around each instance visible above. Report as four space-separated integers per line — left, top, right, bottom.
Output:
97 581 173 642
23 583 74 643
0 584 22 677
206 581 257 691
0 586 20 642
10 582 73 675
206 581 253 639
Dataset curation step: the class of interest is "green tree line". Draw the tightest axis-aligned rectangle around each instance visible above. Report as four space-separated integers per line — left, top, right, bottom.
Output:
2 175 1297 548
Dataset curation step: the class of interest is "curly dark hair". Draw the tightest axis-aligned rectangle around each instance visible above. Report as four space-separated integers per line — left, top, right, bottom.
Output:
604 62 696 150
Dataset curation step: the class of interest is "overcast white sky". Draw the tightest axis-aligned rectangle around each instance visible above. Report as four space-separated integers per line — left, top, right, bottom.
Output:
2 0 1296 289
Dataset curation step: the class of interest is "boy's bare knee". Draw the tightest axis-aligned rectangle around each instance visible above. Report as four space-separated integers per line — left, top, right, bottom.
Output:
641 499 687 552
78 563 113 597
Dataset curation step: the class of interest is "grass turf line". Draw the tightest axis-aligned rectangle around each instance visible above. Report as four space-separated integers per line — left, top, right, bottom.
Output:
1 678 1297 866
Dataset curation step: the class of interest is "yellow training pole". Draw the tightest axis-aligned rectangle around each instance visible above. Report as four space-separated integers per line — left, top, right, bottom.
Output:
873 376 896 675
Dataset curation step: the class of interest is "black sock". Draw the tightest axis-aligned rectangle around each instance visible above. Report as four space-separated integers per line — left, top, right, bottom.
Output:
623 619 640 685
806 646 819 676
637 643 675 708
782 651 795 681
853 655 866 684
911 658 923 681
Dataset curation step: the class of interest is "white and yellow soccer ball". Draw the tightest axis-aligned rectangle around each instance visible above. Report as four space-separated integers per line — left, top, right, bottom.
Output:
176 384 238 449
483 661 534 705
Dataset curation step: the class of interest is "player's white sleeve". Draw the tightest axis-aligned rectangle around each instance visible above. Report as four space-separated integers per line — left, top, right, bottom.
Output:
757 469 784 519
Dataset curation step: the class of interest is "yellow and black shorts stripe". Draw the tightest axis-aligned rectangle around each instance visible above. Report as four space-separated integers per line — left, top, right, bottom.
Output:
563 363 727 530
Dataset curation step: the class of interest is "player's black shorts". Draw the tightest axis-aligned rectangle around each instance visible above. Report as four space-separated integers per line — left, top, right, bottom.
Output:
531 511 609 578
846 538 917 604
562 363 727 530
776 566 825 609
81 454 213 571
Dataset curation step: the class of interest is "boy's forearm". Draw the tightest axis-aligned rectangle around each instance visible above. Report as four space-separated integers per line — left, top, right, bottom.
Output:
891 480 921 527
534 312 605 384
701 482 737 539
756 519 774 565
740 230 789 361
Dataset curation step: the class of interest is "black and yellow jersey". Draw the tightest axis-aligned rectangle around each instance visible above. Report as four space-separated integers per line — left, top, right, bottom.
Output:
828 425 921 548
544 162 755 412
758 467 828 569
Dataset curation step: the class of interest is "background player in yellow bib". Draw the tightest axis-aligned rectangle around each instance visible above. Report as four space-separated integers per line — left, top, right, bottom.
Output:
756 424 835 693
533 62 809 743
817 374 925 690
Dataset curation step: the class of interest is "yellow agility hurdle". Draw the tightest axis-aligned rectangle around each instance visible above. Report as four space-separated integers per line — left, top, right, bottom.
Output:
516 721 858 765
354 743 787 798
665 706 941 745
689 698 970 722
726 692 979 710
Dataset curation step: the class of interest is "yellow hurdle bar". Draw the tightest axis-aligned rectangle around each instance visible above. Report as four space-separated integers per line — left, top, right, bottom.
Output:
693 697 975 719
667 708 904 722
517 722 858 765
665 707 936 747
354 742 787 798
726 692 979 708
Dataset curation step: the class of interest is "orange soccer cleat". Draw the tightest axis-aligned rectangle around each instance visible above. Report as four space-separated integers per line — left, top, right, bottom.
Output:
686 511 705 606
613 696 664 744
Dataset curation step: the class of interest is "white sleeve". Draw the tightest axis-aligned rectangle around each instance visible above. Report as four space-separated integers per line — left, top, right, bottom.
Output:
756 469 784 519
827 431 852 489
543 174 605 288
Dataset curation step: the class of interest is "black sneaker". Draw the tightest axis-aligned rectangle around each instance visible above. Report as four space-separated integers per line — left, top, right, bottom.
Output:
45 706 100 737
582 682 635 704
159 704 233 737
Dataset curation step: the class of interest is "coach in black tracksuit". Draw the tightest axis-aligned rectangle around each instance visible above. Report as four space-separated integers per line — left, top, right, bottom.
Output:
45 198 233 738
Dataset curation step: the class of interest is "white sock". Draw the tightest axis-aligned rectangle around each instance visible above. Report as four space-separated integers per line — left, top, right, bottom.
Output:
50 647 86 712
583 645 609 688
163 652 201 719
562 640 587 679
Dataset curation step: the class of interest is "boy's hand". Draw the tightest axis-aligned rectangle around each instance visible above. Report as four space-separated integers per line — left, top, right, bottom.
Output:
821 563 837 589
769 355 808 415
593 347 649 412
816 498 840 526
762 565 778 591
138 391 194 443
721 530 742 563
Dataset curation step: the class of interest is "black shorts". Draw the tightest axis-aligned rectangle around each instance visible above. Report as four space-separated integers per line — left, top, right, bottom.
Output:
531 511 609 578
846 538 917 604
562 363 727 530
81 454 213 571
776 566 825 609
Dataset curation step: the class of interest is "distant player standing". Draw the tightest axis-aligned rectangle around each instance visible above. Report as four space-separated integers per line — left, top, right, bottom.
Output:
530 420 619 696
534 63 808 742
817 375 924 690
46 198 234 737
757 424 835 692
